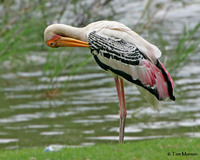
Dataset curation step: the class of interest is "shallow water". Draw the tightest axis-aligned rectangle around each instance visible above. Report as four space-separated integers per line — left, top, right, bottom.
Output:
0 0 200 149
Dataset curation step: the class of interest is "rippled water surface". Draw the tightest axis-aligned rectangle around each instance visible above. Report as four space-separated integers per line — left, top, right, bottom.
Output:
0 0 200 149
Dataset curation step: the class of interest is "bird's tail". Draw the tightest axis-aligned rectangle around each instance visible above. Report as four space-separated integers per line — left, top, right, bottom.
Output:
136 85 162 110
156 60 175 101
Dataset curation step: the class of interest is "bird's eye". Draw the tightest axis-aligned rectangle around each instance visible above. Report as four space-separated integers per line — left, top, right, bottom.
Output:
50 42 53 45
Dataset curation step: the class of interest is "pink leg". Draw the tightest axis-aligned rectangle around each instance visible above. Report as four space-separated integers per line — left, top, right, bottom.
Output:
114 77 127 143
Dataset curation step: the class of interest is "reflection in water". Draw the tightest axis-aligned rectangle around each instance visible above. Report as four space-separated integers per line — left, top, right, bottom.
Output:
87 135 173 141
0 1 200 149
0 139 19 144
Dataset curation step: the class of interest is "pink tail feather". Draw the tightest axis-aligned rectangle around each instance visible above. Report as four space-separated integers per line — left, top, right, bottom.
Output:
139 59 175 101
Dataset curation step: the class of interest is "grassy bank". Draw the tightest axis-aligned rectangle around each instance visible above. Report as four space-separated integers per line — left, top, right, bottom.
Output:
0 138 199 160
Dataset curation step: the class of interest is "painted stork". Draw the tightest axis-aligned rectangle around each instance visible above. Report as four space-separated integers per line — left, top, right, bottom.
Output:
44 20 175 143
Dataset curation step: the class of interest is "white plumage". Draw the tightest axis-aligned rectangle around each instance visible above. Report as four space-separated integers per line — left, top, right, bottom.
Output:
85 21 162 61
44 20 175 143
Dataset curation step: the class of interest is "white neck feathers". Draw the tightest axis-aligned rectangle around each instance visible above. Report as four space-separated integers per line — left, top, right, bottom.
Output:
44 24 87 42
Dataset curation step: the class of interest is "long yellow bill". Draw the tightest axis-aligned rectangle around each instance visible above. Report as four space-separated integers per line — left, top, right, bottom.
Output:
59 37 89 47
46 35 89 48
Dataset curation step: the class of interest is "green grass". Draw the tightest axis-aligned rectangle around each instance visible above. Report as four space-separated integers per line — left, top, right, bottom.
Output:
0 138 199 160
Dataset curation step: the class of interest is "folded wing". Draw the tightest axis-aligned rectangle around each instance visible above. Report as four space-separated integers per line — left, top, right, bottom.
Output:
88 31 175 108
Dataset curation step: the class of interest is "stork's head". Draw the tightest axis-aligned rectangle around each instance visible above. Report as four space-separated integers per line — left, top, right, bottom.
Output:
44 24 89 48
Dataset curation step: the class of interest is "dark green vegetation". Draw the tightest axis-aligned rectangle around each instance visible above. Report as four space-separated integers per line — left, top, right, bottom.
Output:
0 138 199 160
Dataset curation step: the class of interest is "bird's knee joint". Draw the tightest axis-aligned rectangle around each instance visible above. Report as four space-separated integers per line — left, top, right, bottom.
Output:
120 111 127 118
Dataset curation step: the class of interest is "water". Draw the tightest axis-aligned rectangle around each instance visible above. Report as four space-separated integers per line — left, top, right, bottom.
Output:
0 0 200 150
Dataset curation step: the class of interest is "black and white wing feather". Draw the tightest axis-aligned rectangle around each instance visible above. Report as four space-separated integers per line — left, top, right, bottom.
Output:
88 31 175 109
